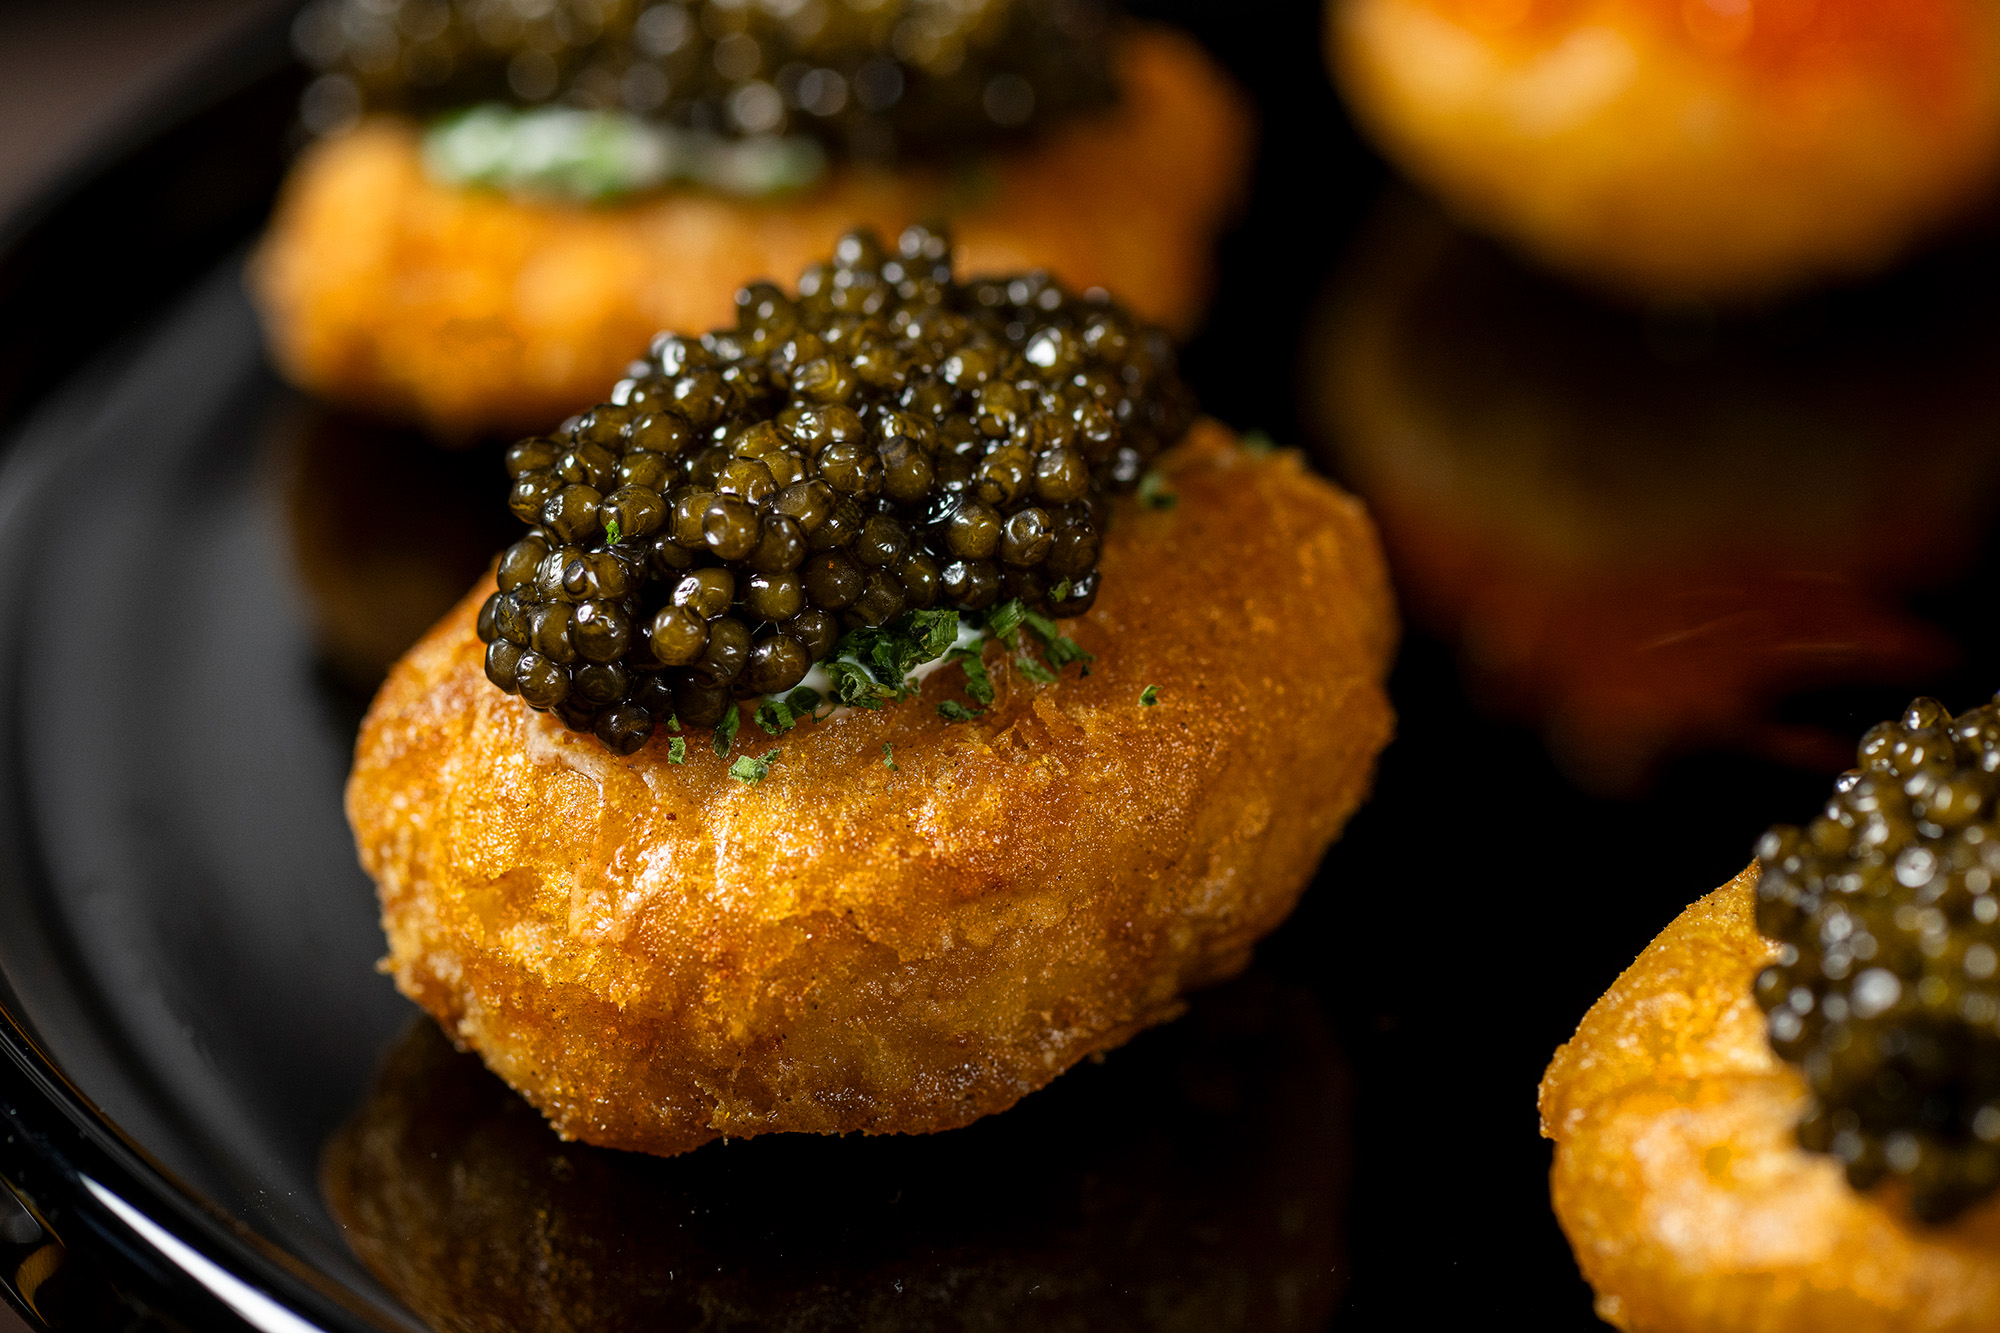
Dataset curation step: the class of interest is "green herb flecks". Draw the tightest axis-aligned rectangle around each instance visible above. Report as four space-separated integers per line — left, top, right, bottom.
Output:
1138 469 1179 510
882 743 897 770
713 703 741 757
729 750 780 785
937 700 984 722
755 685 824 735
1140 685 1160 706
667 736 688 764
604 517 622 545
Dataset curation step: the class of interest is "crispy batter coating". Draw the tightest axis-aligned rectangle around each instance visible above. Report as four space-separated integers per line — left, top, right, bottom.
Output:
1330 0 2000 301
253 25 1250 437
346 424 1395 1155
321 978 1349 1333
1541 867 2000 1332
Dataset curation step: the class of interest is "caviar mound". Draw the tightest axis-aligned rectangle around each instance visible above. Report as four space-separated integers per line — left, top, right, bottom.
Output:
320 980 1349 1333
346 423 1396 1155
1330 0 2000 301
472 222 1194 757
1542 870 2000 1333
298 0 1117 162
1755 696 2000 1223
251 25 1249 436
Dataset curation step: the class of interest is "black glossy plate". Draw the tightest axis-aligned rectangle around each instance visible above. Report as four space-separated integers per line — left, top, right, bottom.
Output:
6 4 2000 1331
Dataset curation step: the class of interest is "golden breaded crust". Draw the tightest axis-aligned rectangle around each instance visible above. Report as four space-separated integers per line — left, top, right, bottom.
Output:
345 424 1396 1155
1540 868 2000 1333
1330 0 2000 301
253 25 1250 437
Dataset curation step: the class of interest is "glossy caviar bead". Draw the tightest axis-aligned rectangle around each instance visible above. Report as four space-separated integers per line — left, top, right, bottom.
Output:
474 226 1192 751
1756 693 2000 1222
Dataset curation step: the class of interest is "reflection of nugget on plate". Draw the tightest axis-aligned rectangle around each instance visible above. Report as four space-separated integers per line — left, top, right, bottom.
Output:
322 976 1350 1333
1330 0 2000 300
253 26 1249 437
346 423 1395 1156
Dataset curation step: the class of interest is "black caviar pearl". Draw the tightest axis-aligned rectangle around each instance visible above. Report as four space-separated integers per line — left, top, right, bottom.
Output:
497 535 548 592
508 471 562 524
853 515 909 567
999 564 1048 606
515 651 569 709
802 551 863 609
975 447 1032 507
945 499 1002 559
574 600 632 663
555 698 597 734
559 441 619 490
600 486 666 541
1033 446 1090 504
571 404 634 450
1000 507 1054 566
785 609 839 662
648 605 708 666
528 603 578 664
716 457 777 504
594 704 654 756
898 551 940 608
672 568 736 621
625 410 693 458
807 495 862 552
1047 569 1098 616
847 569 906 627
630 672 676 720
1045 524 1101 580
818 440 882 498
744 633 811 694
692 616 751 685
941 558 999 610
484 640 523 693
702 496 762 560
772 479 835 535
542 484 603 544
618 451 675 492
878 436 935 505
494 593 530 646
647 532 694 576
676 679 728 730
746 514 806 573
504 437 562 479
573 661 629 706
743 571 806 622
476 592 504 644
670 488 716 547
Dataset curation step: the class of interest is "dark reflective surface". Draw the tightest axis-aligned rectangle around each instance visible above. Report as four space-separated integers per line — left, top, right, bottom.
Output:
324 978 1348 1333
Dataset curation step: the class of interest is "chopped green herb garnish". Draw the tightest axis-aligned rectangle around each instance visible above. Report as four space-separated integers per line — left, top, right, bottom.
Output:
1021 610 1095 671
729 750 779 785
882 743 897 770
667 736 687 764
937 700 984 722
1138 469 1179 510
1050 579 1072 602
945 645 994 705
755 698 800 735
1140 685 1160 706
664 713 681 733
786 684 825 718
604 517 622 545
986 599 1026 646
713 703 741 757
1013 653 1058 686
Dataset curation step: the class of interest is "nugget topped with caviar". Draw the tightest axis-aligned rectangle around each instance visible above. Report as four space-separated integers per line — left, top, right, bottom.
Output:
294 0 1115 168
477 224 1193 755
1755 693 2000 1222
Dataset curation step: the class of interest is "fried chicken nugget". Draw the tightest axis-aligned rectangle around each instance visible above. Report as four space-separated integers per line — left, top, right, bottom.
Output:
253 25 1249 438
345 422 1395 1155
1540 868 2000 1333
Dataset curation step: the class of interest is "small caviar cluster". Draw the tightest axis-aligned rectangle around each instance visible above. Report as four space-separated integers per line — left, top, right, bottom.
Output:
475 224 1191 755
295 0 1114 158
1755 694 2000 1222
